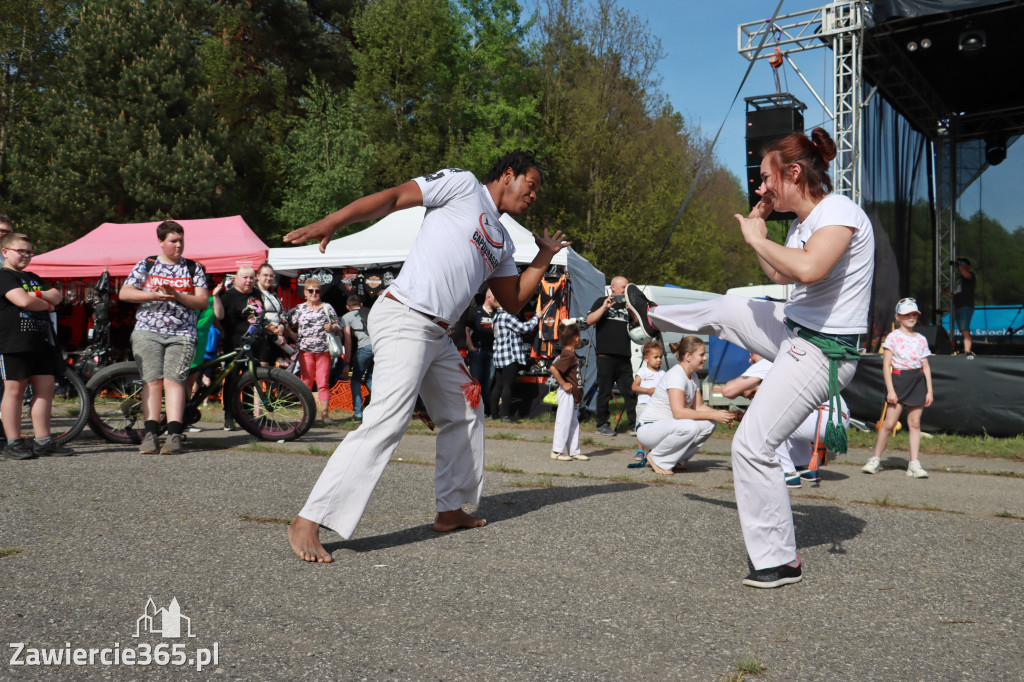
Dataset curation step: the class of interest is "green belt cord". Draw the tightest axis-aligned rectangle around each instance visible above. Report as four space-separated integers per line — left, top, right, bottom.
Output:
784 319 861 454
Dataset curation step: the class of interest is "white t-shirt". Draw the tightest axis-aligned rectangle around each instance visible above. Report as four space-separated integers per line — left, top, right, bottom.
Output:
387 169 518 324
783 193 874 334
640 364 699 423
742 359 849 415
635 365 665 407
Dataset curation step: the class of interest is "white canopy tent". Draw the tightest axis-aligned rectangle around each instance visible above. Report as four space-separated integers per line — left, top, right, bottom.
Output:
267 207 569 276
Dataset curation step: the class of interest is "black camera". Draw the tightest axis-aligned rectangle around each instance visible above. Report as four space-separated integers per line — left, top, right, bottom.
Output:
949 258 969 266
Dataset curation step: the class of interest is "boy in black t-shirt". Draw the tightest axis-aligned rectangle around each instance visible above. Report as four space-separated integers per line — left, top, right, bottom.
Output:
0 232 74 459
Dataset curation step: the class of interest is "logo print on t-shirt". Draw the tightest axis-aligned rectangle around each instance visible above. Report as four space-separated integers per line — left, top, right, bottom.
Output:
478 214 504 248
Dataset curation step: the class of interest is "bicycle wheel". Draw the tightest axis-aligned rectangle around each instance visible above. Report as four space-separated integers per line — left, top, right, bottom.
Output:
86 361 146 444
230 366 315 441
19 367 91 446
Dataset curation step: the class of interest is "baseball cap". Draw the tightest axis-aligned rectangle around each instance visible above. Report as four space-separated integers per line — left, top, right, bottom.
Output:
895 297 920 315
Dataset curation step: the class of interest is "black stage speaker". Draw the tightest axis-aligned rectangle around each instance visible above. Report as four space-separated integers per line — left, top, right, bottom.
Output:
916 324 952 355
745 95 805 223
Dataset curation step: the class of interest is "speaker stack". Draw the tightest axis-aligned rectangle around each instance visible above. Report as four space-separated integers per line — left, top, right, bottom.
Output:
745 94 806 223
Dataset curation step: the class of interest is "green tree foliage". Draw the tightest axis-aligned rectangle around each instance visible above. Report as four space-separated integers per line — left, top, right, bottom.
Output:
8 0 234 249
350 0 461 187
447 0 540 174
0 0 76 194
193 0 361 228
529 0 759 290
273 77 373 233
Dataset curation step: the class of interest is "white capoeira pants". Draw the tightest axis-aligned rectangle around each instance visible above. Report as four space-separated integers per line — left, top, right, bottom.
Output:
650 295 859 570
299 294 485 538
551 388 580 456
637 418 716 470
777 406 851 472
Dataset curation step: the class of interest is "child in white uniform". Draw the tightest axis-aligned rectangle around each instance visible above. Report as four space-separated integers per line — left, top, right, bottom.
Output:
863 297 933 477
549 323 586 461
635 337 738 475
629 340 664 466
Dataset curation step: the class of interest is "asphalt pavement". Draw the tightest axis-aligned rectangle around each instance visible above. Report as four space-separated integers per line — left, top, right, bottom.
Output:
2 421 1022 680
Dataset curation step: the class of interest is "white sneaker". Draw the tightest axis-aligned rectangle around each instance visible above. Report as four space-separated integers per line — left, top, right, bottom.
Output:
570 453 590 461
862 456 881 474
907 460 928 478
550 451 572 461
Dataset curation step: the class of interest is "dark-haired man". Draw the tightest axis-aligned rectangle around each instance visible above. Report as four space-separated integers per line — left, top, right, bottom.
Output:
285 150 570 563
119 221 208 455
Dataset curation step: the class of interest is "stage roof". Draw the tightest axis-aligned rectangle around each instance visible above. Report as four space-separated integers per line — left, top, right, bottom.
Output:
864 0 1024 140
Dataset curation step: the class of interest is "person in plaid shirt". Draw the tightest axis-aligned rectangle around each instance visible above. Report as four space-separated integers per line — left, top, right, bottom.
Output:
489 307 539 423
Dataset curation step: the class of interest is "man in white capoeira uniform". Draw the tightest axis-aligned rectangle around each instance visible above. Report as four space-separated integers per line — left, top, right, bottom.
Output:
284 150 569 563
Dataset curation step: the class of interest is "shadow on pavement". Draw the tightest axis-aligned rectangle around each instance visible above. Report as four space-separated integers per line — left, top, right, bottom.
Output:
331 482 645 554
684 493 867 554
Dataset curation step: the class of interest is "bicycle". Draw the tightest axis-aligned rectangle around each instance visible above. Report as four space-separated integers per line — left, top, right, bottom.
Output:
86 317 316 444
10 364 91 447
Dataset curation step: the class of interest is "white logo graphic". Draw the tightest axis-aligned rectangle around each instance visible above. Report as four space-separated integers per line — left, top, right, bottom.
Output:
134 598 196 639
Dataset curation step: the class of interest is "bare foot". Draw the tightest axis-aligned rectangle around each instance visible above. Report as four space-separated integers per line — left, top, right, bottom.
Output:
649 460 674 476
287 515 333 563
433 508 487 533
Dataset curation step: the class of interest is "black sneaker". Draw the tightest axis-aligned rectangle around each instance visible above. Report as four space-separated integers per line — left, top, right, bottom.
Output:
741 557 803 588
624 284 660 337
32 440 75 457
3 438 36 460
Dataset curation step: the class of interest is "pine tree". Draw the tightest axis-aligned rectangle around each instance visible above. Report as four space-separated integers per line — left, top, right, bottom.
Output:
9 0 234 248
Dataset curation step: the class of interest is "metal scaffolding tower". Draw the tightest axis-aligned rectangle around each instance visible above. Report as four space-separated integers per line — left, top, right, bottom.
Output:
738 1 865 203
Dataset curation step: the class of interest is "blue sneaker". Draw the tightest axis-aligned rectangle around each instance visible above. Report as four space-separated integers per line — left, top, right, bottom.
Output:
798 468 819 482
785 472 802 488
634 449 646 461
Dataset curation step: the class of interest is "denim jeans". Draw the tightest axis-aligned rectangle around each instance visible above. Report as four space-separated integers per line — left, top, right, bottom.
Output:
350 345 374 416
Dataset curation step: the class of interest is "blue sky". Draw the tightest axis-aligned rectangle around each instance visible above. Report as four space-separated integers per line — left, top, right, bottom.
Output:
588 0 1023 231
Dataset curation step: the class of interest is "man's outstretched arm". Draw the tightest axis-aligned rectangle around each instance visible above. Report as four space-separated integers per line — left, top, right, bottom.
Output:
283 181 424 252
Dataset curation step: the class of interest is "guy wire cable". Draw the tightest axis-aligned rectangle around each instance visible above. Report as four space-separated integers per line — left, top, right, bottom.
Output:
651 0 787 276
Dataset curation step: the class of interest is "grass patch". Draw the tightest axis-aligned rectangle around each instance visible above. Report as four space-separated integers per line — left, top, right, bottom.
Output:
306 445 331 456
860 496 959 514
508 476 562 489
487 462 524 474
489 431 524 441
996 510 1024 520
236 515 291 525
0 547 22 558
726 655 767 680
845 429 1024 460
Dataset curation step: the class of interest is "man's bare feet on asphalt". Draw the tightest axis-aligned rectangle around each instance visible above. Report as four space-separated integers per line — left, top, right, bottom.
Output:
433 508 486 533
649 460 674 476
287 516 333 563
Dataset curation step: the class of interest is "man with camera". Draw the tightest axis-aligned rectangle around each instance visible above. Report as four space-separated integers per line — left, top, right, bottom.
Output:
586 275 637 436
942 257 976 356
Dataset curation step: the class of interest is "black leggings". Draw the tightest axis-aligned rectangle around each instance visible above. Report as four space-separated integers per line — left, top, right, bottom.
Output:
490 362 520 418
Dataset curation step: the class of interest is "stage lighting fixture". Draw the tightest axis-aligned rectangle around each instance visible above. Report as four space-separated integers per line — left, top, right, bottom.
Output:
907 41 918 52
985 137 1007 165
958 29 986 52
920 38 932 49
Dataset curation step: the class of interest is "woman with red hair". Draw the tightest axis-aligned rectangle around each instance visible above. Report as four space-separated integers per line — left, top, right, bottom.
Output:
626 128 874 588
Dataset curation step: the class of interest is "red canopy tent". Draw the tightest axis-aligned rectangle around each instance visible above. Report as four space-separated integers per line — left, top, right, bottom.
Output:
31 215 268 278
